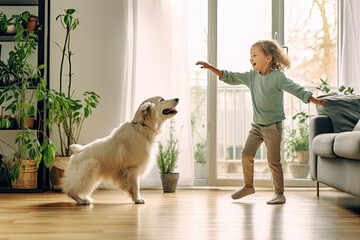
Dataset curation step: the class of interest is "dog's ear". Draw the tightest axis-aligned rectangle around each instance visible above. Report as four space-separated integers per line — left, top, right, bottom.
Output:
139 102 154 115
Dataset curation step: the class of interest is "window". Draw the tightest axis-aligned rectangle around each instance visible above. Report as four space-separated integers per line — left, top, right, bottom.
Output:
188 0 338 186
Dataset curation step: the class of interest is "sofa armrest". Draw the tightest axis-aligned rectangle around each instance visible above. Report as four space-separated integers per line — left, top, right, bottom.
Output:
309 115 334 180
334 131 360 160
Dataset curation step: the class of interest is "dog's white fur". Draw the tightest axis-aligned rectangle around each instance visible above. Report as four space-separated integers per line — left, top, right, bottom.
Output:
62 96 179 204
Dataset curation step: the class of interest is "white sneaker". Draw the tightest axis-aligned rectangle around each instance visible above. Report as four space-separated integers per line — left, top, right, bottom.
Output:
267 193 286 204
231 186 255 200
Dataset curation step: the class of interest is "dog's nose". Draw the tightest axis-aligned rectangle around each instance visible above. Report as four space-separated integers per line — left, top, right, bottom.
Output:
175 98 179 103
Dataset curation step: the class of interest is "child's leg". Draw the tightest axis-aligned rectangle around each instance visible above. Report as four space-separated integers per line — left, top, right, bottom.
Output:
263 122 286 204
231 123 263 200
242 123 263 186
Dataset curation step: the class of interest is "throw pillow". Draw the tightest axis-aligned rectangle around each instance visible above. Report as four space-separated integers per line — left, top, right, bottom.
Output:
353 119 360 131
316 94 360 133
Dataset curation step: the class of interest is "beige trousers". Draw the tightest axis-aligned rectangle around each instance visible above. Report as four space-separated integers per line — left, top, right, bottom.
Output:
242 122 284 193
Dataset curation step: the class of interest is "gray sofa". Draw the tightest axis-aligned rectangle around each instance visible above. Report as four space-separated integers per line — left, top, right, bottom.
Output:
309 94 360 197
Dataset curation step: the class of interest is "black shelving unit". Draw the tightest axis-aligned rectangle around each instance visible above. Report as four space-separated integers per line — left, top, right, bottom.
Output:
0 0 50 193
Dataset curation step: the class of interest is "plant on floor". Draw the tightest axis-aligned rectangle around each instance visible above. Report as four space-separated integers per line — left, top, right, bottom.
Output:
157 119 181 192
284 111 309 164
46 9 100 157
157 119 180 174
194 141 206 164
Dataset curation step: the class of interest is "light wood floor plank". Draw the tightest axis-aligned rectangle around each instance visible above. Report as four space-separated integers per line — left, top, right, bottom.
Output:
0 189 359 240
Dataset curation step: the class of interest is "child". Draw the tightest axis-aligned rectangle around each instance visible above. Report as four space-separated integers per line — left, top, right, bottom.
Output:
196 39 327 204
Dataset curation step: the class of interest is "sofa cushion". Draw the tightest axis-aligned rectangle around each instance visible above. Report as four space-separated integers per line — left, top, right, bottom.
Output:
312 133 337 158
333 131 360 160
316 94 360 133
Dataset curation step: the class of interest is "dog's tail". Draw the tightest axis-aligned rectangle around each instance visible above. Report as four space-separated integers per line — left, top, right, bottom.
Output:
70 144 84 154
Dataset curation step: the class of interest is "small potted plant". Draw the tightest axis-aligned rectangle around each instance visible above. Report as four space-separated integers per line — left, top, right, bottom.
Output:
0 12 16 34
285 111 310 178
194 140 207 179
156 119 181 193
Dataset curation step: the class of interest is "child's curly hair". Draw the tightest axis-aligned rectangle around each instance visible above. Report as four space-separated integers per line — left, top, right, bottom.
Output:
252 40 291 71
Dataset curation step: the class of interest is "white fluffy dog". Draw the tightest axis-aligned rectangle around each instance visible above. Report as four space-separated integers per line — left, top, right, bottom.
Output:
62 96 179 204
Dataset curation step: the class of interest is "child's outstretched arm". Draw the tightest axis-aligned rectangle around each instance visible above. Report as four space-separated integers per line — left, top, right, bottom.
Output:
196 61 223 78
309 96 327 106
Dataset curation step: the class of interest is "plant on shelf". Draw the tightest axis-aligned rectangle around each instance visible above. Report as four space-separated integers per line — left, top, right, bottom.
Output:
156 119 181 193
0 11 15 34
0 11 40 86
0 12 56 187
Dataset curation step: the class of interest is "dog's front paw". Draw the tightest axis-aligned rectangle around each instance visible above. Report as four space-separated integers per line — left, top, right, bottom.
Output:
134 198 146 204
68 194 93 205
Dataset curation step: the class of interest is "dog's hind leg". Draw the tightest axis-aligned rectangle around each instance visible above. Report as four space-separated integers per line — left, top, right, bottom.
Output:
62 158 101 205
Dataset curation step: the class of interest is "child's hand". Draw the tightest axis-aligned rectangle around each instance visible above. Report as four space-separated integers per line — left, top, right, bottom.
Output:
196 61 210 69
196 61 223 77
309 96 327 106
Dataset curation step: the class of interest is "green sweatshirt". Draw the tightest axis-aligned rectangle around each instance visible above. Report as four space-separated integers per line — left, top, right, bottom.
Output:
220 70 313 125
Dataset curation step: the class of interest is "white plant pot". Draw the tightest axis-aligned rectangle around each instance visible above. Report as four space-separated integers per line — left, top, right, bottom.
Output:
6 24 16 34
194 162 207 179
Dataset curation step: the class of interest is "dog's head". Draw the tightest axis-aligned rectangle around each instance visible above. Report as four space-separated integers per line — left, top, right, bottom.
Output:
133 96 179 134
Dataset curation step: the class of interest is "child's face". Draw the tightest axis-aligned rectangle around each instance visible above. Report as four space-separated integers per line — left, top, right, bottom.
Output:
250 45 272 74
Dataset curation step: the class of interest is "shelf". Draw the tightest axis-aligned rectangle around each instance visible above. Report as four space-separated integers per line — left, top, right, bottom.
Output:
0 186 45 193
0 0 49 192
0 34 16 42
0 0 38 6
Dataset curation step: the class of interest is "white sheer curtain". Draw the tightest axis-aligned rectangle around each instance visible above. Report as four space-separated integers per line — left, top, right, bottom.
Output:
122 0 194 187
340 0 360 93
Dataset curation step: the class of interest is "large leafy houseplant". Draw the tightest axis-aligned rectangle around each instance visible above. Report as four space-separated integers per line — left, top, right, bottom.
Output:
0 12 56 181
46 9 100 157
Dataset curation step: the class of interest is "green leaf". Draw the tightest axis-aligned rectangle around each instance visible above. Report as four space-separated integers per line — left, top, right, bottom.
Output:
66 9 76 14
29 148 36 159
84 108 89 118
27 105 36 116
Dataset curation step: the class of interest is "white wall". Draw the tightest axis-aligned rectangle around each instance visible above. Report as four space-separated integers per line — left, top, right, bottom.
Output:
50 0 127 144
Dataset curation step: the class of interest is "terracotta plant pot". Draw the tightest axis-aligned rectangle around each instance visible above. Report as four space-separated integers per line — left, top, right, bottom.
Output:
297 151 309 164
25 16 38 32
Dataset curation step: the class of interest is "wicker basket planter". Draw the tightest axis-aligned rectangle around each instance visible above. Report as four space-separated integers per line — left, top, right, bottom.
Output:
50 157 69 191
11 159 37 189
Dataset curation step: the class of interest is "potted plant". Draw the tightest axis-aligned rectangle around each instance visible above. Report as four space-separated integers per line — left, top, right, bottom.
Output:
190 80 207 179
194 140 207 179
0 12 16 34
285 111 310 178
317 78 355 96
156 119 181 193
46 9 100 189
0 14 56 188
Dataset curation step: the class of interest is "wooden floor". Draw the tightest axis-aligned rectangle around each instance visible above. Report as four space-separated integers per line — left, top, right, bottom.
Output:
0 188 360 240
